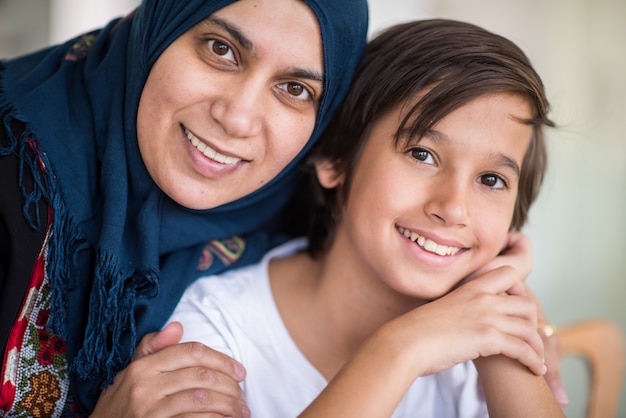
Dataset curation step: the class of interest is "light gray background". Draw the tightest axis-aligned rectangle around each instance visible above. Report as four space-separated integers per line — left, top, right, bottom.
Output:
1 0 625 417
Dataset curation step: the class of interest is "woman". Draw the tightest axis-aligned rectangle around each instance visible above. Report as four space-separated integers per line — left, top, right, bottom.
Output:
0 0 368 416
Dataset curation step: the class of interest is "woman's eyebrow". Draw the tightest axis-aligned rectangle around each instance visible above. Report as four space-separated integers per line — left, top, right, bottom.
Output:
289 69 324 84
203 16 324 85
205 16 253 51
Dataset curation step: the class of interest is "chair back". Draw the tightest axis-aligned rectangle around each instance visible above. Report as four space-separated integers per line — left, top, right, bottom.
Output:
557 320 625 418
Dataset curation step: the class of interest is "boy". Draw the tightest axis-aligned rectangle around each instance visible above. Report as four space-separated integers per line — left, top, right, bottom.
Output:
167 19 563 417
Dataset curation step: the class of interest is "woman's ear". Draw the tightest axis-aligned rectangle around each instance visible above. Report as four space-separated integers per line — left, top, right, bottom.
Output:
314 160 343 189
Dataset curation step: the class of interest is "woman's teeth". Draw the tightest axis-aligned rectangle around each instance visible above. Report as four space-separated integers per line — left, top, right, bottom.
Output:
397 226 460 256
185 128 242 165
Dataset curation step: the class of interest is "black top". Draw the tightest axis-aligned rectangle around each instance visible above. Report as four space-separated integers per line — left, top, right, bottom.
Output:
0 122 49 359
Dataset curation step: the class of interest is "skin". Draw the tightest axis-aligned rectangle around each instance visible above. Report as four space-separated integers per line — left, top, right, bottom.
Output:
92 1 323 416
318 93 531 303
136 0 324 210
99 11 567 417
265 92 563 416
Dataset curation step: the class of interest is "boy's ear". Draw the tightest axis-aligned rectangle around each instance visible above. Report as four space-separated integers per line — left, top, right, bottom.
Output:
315 160 344 189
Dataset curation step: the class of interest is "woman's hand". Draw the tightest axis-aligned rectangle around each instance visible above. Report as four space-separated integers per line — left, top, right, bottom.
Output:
465 231 568 406
532 289 569 407
90 322 251 418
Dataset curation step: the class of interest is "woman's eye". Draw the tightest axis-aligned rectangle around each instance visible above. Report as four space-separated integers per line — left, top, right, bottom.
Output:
278 82 313 101
208 39 235 62
409 148 434 164
480 174 507 189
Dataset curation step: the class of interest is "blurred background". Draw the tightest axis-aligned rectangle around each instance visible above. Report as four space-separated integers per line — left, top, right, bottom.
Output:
1 0 624 416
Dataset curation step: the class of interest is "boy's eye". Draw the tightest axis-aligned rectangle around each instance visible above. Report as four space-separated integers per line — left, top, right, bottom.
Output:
208 39 235 62
480 174 507 190
409 148 434 164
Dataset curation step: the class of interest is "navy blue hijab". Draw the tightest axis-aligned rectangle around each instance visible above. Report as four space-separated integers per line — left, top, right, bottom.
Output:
0 0 367 411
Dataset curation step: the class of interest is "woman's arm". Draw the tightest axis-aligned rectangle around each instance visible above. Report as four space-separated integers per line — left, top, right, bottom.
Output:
530 288 569 407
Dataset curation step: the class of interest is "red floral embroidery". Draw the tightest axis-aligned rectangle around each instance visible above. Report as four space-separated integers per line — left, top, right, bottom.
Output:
1 221 73 417
36 309 50 328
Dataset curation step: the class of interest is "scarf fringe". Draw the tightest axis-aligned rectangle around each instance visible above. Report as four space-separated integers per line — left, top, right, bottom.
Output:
1 89 159 387
0 97 50 232
45 194 87 338
1 90 75 341
72 253 158 385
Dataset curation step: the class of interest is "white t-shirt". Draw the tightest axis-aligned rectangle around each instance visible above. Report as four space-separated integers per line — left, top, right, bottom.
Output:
167 238 488 418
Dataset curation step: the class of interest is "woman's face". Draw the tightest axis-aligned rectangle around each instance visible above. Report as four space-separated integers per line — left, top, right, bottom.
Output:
137 0 323 209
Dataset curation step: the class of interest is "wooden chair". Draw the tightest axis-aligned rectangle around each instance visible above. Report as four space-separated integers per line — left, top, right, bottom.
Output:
556 320 625 418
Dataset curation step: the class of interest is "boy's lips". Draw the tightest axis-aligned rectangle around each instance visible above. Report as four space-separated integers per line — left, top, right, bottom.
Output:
396 226 462 256
184 127 245 165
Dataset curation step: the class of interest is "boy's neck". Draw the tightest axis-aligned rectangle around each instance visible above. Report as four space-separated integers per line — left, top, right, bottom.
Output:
269 243 425 380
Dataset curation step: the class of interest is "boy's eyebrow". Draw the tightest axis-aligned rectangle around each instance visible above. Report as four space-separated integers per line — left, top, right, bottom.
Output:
424 129 521 176
203 16 324 85
491 153 521 177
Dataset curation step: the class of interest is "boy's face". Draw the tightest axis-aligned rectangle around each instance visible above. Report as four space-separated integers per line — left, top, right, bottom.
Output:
318 92 533 301
136 0 324 210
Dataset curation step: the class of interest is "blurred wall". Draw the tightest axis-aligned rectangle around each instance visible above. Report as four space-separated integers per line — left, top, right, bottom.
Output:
0 0 137 57
0 0 50 57
49 0 137 44
1 0 624 417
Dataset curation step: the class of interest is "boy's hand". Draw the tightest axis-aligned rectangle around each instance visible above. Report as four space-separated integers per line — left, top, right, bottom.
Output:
382 265 545 378
463 231 532 283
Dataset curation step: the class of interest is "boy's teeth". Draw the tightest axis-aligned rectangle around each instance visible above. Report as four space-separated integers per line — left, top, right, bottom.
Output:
185 128 242 165
398 226 460 256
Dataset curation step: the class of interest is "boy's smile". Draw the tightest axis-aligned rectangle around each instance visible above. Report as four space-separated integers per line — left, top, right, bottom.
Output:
396 226 462 257
319 92 534 302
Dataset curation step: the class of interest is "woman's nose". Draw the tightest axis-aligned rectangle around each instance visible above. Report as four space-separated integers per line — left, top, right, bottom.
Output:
210 77 263 138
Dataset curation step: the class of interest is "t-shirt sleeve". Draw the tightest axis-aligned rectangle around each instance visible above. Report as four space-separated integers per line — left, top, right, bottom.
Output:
436 362 488 418
165 275 240 360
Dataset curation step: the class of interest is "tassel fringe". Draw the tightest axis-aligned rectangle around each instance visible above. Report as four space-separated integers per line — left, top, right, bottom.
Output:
1 81 158 387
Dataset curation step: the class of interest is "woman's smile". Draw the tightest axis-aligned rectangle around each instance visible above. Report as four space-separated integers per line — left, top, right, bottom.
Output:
184 126 245 165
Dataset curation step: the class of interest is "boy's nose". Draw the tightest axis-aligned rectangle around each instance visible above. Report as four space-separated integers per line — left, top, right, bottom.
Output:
424 176 470 227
